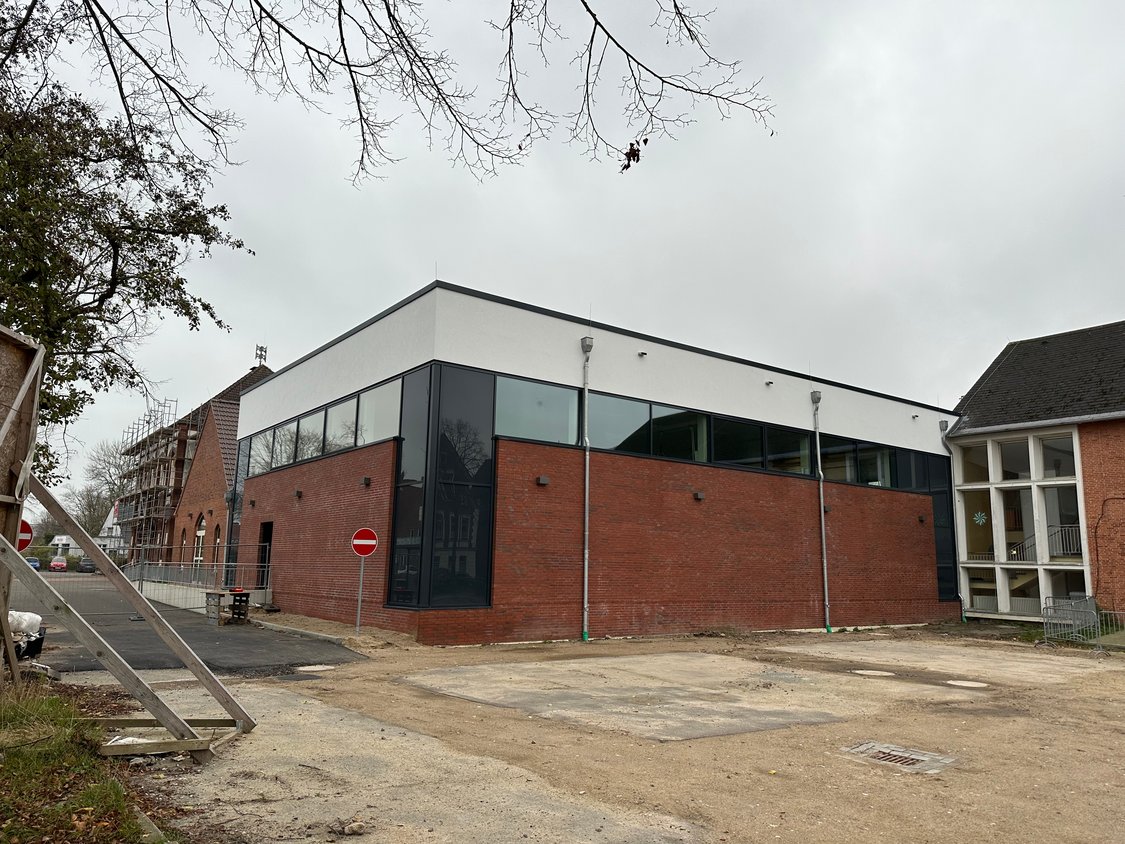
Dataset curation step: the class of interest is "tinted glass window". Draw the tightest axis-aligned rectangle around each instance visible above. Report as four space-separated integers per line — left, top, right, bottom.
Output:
234 437 251 495
768 428 812 474
357 380 402 446
325 397 357 453
398 368 430 484
589 394 650 454
389 483 424 606
495 377 579 445
858 444 895 487
895 450 929 491
437 367 495 484
820 434 855 481
295 409 325 461
652 405 708 461
713 418 763 468
249 431 272 476
272 420 297 467
429 485 492 607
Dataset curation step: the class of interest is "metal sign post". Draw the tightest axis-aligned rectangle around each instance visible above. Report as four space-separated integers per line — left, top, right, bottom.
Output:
351 528 379 635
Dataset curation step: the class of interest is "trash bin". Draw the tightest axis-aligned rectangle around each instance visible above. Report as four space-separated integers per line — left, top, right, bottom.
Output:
229 590 249 624
205 591 225 626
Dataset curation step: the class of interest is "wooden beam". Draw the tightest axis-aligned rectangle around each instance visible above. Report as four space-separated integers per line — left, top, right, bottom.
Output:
87 716 240 729
30 476 257 732
99 737 213 757
0 534 212 763
0 346 42 450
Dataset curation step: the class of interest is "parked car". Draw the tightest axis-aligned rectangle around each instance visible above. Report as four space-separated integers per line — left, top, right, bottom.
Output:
24 556 40 570
48 556 68 572
77 558 97 573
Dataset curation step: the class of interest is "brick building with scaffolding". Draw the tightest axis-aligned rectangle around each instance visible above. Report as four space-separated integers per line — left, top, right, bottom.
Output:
117 366 271 561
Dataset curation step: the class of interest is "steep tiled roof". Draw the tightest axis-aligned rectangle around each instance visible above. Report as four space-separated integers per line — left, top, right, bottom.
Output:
209 400 241 488
951 320 1125 434
212 364 273 405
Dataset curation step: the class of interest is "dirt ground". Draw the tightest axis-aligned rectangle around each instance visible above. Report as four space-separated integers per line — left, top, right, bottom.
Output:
136 620 1124 843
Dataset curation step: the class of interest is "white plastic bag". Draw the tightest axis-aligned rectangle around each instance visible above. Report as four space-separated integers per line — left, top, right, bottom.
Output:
7 610 42 635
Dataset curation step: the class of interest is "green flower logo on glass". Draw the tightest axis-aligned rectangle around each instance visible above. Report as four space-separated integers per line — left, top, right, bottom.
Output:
972 511 988 526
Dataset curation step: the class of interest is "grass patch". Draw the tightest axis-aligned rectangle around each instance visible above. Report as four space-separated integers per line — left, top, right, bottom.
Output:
0 681 149 843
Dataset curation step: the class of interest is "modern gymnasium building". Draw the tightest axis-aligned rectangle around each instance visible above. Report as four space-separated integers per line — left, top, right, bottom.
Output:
231 282 961 644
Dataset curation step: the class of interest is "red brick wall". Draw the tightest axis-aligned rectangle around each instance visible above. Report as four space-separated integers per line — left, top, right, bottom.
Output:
169 409 230 565
421 440 955 644
239 440 417 636
241 438 956 644
1079 420 1125 610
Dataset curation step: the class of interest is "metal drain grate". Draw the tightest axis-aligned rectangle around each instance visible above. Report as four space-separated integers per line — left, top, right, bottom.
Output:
843 741 955 774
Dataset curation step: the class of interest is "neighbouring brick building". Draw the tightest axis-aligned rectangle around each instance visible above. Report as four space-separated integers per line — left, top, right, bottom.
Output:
118 365 271 560
948 319 1125 618
233 282 961 644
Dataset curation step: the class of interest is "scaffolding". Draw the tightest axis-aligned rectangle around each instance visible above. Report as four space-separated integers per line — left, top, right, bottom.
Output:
117 398 204 561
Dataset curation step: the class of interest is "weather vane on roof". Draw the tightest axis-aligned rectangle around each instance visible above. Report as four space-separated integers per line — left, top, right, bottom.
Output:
255 345 268 365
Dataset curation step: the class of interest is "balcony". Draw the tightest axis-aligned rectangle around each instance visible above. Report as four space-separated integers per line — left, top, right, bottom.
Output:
1047 524 1082 561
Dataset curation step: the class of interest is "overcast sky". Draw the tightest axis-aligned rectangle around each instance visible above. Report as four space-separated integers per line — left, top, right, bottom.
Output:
51 0 1125 486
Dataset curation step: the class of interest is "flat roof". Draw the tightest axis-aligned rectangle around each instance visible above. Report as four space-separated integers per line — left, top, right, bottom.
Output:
243 280 957 415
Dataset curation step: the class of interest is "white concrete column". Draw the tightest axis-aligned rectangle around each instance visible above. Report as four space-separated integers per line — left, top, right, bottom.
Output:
996 568 1012 614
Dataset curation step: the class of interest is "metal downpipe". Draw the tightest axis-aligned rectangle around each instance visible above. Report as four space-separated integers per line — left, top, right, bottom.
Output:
812 391 831 633
581 336 594 641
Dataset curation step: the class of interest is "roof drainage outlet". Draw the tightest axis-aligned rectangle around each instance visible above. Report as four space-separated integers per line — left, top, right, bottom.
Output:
843 741 956 774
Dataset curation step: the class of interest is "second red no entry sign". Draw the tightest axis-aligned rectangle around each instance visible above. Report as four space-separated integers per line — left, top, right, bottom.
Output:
351 528 379 557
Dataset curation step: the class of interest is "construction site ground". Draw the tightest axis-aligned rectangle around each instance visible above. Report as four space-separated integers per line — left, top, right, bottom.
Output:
63 617 1122 844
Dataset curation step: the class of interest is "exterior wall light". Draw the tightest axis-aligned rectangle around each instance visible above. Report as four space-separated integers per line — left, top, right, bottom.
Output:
912 414 920 420
248 500 255 508
294 490 303 500
536 475 550 486
361 476 371 487
693 491 705 501
638 350 647 357
765 380 774 386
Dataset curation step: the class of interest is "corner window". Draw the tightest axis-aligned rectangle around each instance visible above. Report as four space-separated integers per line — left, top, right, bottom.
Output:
357 380 402 446
325 397 357 453
495 376 579 445
295 409 325 461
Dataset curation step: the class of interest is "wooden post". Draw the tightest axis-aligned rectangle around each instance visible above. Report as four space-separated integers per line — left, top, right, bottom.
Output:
0 533 212 762
0 326 41 689
30 476 257 731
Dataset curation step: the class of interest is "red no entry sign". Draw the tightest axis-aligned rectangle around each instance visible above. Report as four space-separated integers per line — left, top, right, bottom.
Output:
351 528 379 557
17 519 33 553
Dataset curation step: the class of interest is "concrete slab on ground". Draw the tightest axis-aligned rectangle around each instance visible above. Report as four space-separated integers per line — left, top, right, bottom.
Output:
157 683 701 843
406 652 874 740
767 639 1122 685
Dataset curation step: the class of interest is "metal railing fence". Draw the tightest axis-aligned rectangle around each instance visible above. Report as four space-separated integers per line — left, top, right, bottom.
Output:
1041 596 1125 652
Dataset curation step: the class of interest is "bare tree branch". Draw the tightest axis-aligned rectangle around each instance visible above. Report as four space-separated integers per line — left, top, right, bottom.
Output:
2 1 772 178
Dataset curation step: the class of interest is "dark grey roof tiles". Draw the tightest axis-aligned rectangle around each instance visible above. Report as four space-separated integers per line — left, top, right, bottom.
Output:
210 400 241 488
952 320 1125 432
